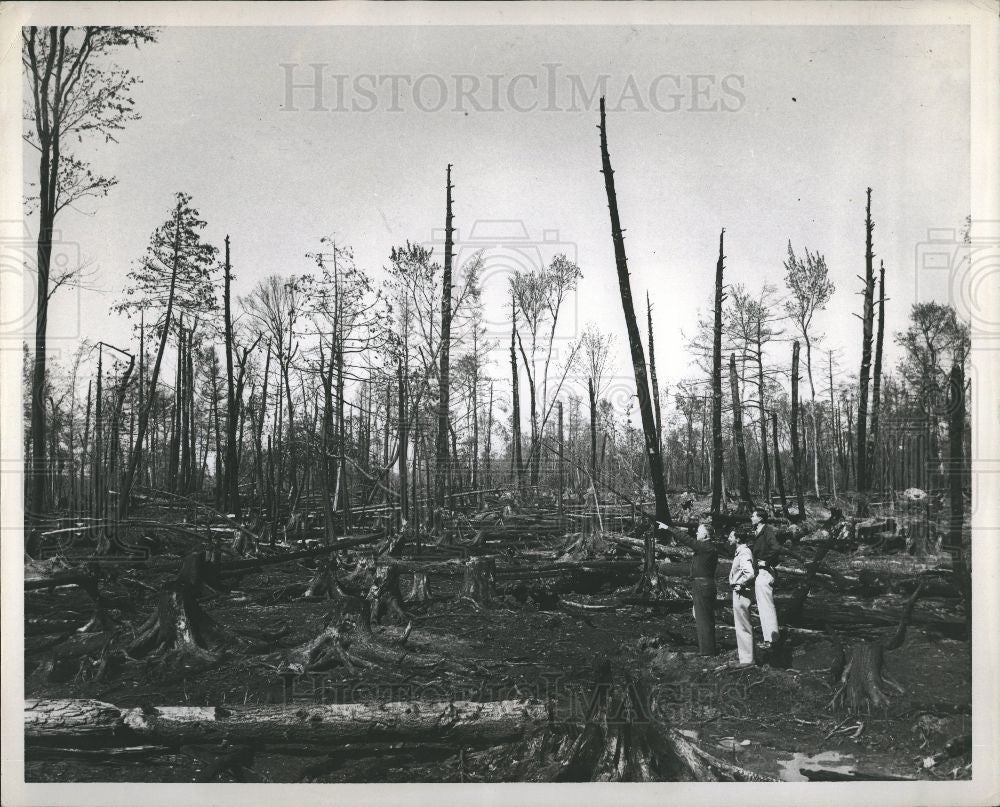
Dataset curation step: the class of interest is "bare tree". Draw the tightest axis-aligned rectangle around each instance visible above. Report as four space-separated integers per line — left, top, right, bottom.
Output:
22 26 157 520
711 230 726 515
856 188 876 508
598 97 671 599
435 165 455 526
783 241 834 498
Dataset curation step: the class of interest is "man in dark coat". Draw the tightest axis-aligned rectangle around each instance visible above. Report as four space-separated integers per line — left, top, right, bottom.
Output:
751 507 783 647
657 520 718 655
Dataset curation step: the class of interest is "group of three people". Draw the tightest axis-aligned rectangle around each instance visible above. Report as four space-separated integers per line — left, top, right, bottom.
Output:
657 508 783 666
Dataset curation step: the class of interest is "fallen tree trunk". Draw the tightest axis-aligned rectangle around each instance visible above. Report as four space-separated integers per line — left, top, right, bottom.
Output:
24 698 551 747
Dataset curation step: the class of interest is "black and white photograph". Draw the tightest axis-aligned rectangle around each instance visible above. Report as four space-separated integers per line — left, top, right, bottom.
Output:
2 2 998 805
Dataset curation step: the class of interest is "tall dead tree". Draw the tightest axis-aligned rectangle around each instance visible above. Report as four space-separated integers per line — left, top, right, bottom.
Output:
948 360 970 636
397 357 408 527
711 230 726 515
868 259 886 485
588 377 598 486
790 340 806 516
856 187 876 509
771 413 789 517
510 297 524 489
557 400 565 515
434 165 455 527
729 353 753 508
597 98 671 599
222 235 240 517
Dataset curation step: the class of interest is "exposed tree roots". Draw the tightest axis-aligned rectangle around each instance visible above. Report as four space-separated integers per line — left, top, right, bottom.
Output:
272 597 454 677
828 581 923 712
368 564 410 625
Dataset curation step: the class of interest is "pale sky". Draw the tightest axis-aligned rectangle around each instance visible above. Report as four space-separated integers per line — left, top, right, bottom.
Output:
28 23 970 402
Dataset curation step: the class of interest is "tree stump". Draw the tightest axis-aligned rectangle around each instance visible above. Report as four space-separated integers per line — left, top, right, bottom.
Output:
126 552 232 664
828 581 922 712
367 564 409 625
405 571 433 604
304 558 350 600
458 557 496 609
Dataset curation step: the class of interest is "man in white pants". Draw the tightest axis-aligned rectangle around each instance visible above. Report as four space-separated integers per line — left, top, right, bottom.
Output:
728 528 756 666
751 508 782 647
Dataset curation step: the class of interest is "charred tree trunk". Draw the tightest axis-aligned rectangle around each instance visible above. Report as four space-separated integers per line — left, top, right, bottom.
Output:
856 187 876 512
711 230 726 516
397 357 408 529
647 294 663 454
557 400 565 515
869 259 886 489
828 350 839 500
756 325 771 510
24 697 549 747
598 98 671 601
222 235 241 517
790 341 806 517
771 413 789 518
588 376 598 486
434 164 455 529
948 361 970 637
510 298 524 490
729 353 753 508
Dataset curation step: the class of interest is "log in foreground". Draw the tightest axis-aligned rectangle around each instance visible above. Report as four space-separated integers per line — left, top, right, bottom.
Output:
25 698 550 747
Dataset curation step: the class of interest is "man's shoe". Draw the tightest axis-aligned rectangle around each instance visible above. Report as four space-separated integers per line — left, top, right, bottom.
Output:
759 641 772 650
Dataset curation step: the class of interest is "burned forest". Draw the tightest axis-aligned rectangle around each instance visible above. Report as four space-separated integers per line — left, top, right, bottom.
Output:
15 23 979 788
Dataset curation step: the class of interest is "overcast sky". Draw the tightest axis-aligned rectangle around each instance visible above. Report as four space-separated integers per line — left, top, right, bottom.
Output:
28 23 970 404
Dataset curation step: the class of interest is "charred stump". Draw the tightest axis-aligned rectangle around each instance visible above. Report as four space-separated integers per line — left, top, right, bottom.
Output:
405 571 433 604
367 563 409 625
459 556 496 609
828 581 923 712
127 551 234 665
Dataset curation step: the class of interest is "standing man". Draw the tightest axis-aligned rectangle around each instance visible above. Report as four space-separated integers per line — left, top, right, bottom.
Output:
728 527 756 667
657 520 718 655
751 507 782 647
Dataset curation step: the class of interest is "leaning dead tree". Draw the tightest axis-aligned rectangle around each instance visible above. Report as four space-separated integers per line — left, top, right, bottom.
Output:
597 97 671 598
711 230 726 515
855 187 876 512
647 294 664 454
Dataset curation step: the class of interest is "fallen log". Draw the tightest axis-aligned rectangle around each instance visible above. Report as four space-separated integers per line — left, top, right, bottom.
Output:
24 698 551 747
